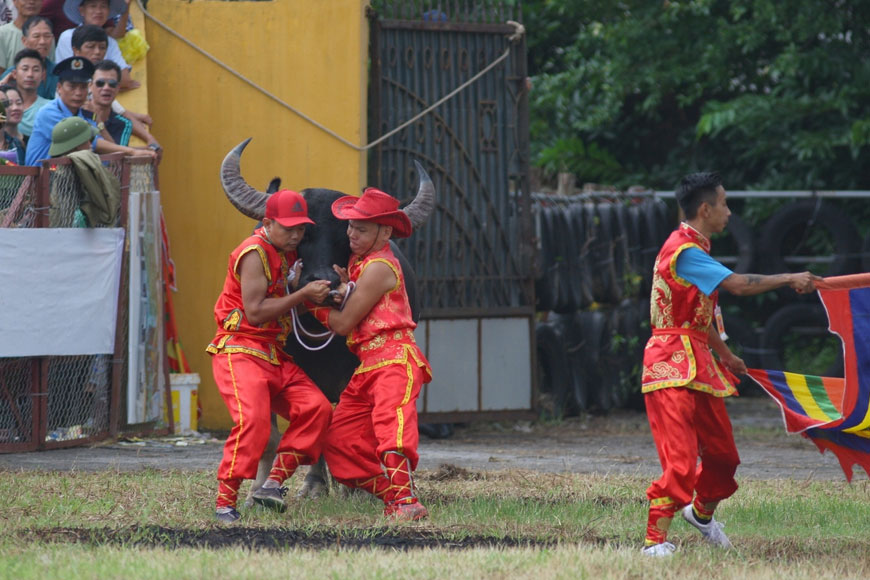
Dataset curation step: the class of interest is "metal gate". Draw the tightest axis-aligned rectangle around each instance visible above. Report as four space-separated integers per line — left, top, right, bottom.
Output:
368 1 536 421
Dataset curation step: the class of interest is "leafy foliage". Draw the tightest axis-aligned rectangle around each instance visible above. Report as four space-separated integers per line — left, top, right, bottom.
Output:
526 0 870 190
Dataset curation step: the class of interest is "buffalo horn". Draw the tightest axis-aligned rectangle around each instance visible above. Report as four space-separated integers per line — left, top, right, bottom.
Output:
403 160 436 230
220 138 269 220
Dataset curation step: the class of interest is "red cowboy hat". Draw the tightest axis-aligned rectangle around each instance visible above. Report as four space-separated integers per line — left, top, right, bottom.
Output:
331 188 412 238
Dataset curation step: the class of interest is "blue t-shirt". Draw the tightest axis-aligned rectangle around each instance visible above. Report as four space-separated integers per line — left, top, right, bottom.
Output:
25 98 100 165
675 247 733 297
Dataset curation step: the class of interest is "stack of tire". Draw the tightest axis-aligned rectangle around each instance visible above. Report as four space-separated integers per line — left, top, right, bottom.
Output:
533 195 673 417
533 195 864 418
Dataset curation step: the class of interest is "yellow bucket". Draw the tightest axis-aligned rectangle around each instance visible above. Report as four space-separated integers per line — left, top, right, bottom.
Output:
169 373 199 433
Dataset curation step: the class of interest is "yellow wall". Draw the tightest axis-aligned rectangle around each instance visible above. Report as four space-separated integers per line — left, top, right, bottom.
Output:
144 0 369 429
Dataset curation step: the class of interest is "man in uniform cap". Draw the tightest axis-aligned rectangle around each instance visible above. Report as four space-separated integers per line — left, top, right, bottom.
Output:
25 56 155 165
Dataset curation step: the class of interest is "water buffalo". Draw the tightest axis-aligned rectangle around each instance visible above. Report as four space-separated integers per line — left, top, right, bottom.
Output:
219 138 435 500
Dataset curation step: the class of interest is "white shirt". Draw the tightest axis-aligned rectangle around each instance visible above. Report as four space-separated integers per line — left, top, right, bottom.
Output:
54 25 130 69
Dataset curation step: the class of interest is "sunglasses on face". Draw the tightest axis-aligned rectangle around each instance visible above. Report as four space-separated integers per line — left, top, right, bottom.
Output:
93 79 118 88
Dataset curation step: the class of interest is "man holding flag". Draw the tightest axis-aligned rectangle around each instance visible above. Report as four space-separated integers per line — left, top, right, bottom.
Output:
640 171 819 557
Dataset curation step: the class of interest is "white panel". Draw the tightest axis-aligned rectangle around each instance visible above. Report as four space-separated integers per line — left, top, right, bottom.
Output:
127 191 165 425
0 228 124 357
413 320 428 354
414 321 428 413
421 319 479 413
481 318 532 410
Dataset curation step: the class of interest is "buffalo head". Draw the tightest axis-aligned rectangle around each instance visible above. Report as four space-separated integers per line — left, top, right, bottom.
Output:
220 138 435 292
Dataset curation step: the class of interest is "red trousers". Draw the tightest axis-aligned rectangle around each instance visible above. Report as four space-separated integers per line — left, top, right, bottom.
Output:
212 351 332 482
645 387 740 540
323 359 426 482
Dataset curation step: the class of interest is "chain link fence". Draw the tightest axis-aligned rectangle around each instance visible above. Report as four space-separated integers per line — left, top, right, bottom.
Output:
0 155 166 452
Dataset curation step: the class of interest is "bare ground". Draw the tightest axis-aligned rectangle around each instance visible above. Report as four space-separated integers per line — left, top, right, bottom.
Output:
29 525 563 551
0 396 851 481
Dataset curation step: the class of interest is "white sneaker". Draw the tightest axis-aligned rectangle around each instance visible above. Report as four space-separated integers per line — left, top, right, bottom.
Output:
641 542 676 557
681 504 732 548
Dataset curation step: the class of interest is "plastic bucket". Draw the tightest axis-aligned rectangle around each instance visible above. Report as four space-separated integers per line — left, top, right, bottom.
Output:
169 373 199 434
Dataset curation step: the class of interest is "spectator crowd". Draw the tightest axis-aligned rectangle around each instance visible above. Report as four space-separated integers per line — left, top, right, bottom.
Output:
0 0 159 166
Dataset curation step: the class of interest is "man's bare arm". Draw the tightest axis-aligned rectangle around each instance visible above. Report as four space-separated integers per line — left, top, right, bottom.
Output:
326 261 396 336
239 252 329 325
719 271 819 296
118 68 140 90
94 138 157 158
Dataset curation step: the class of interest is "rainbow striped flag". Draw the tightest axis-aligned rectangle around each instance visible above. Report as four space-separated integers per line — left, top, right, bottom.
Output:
747 273 870 482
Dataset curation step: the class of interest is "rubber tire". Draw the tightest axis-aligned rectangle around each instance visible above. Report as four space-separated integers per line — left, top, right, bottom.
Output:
609 202 631 302
585 203 612 303
574 310 614 413
759 303 844 378
711 213 755 274
569 204 596 307
559 205 591 311
549 312 591 414
536 205 562 312
552 206 579 313
625 203 646 291
645 198 672 249
533 202 553 312
596 202 625 304
535 321 572 419
759 200 861 278
611 299 645 409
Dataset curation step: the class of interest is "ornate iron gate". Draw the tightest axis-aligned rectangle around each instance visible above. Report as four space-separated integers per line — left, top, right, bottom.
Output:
368 1 536 421
368 1 533 316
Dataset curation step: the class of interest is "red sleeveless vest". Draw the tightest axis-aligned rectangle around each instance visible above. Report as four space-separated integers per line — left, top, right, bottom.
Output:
641 223 736 396
206 227 294 365
346 245 431 380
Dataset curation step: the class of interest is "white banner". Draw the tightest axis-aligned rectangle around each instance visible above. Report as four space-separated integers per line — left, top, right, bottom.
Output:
127 190 165 425
0 228 124 357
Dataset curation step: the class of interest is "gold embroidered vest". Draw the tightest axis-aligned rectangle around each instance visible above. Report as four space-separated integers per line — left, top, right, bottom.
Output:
641 223 736 396
206 228 294 364
346 246 431 379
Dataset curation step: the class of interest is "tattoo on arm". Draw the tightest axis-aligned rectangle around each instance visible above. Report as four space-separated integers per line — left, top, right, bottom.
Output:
745 274 762 286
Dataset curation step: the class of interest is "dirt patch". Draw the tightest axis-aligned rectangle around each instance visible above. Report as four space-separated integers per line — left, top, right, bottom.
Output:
417 397 851 481
0 396 855 481
32 525 566 551
425 463 484 482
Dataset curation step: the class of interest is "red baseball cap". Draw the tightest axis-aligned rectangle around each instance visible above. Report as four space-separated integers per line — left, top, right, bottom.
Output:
265 190 314 227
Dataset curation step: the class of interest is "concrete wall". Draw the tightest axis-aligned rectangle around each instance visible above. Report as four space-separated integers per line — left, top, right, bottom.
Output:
144 0 369 429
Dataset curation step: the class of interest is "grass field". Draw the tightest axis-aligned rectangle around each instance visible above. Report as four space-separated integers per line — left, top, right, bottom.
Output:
3 465 870 579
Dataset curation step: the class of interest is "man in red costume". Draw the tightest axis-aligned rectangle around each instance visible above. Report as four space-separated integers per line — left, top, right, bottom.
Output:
640 172 819 556
308 188 432 521
207 189 333 523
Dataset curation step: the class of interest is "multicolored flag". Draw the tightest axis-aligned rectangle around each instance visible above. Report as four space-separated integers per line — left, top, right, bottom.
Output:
747 273 870 481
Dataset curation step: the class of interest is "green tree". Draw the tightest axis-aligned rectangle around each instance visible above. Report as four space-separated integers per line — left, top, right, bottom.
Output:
526 0 870 190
